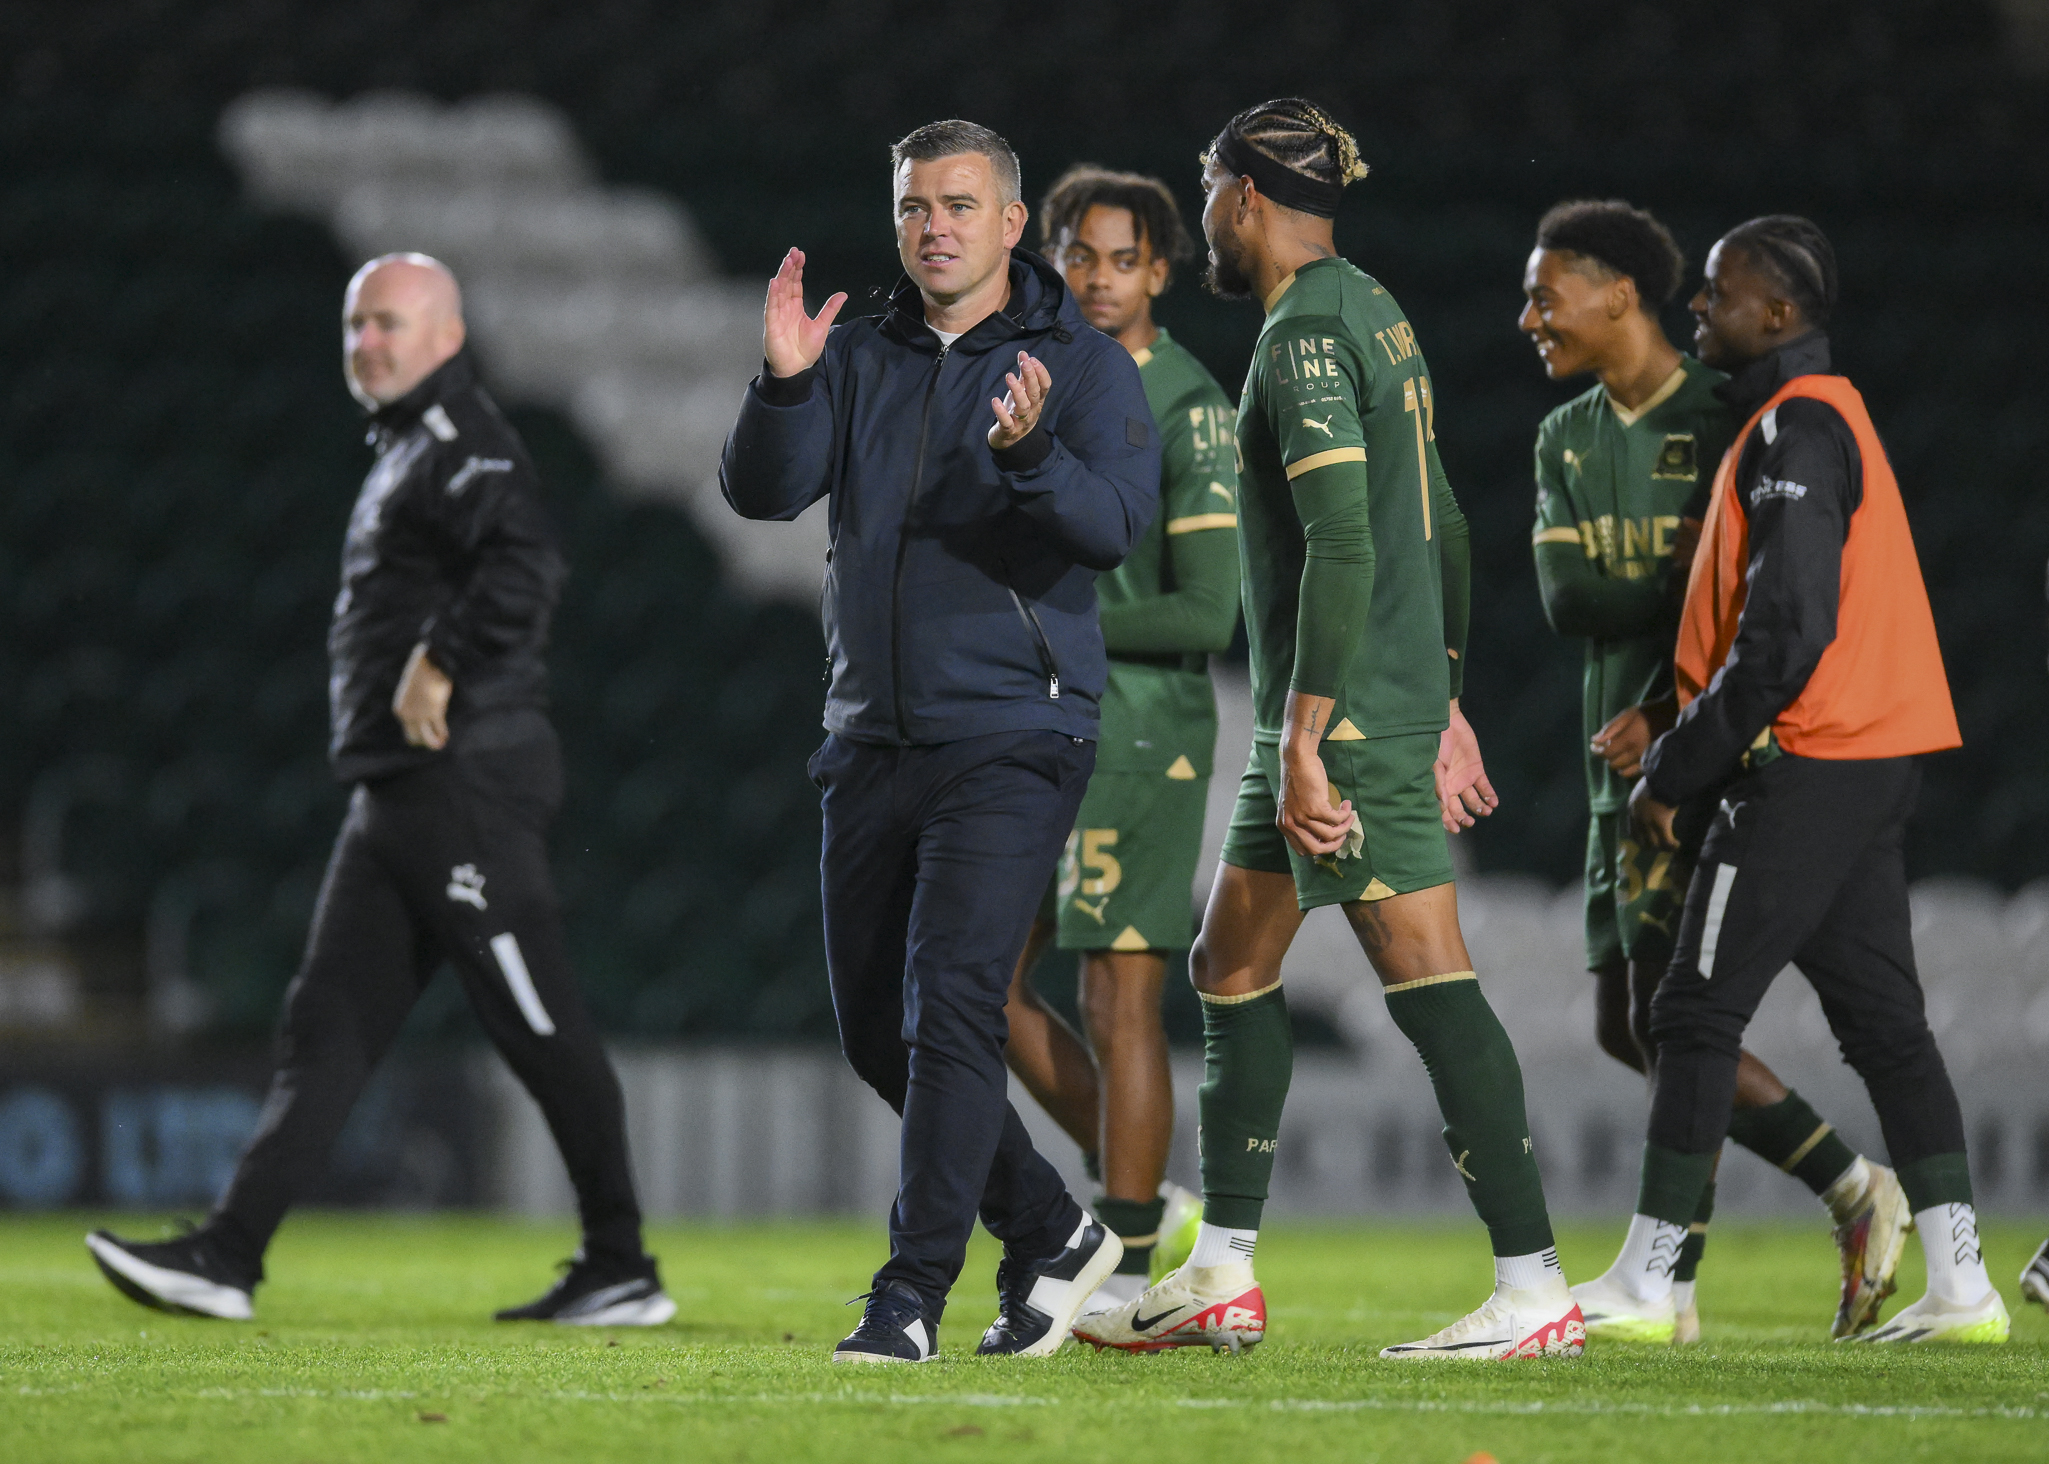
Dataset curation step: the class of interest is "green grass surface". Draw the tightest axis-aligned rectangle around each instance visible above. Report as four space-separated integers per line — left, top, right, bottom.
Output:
4 1213 2045 1462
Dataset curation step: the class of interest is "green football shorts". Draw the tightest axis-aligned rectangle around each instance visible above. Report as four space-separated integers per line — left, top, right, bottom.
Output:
1583 808 1691 971
1037 770 1210 953
1219 732 1453 911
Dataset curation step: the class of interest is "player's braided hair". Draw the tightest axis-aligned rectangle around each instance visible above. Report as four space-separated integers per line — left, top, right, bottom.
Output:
1534 199 1686 308
1038 165 1195 274
1202 97 1368 217
1721 215 1838 328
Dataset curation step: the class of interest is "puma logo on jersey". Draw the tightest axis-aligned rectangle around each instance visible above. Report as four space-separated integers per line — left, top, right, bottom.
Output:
1452 1149 1476 1182
1071 897 1108 925
1208 480 1235 504
447 864 488 910
1301 414 1336 437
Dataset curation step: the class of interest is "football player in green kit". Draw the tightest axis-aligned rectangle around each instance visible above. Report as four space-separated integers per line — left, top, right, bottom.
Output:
1521 200 1906 1344
1079 100 1583 1362
1003 166 1239 1310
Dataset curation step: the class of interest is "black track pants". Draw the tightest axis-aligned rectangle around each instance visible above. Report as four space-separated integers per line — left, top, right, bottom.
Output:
210 739 643 1275
1647 754 1965 1168
813 729 1090 1317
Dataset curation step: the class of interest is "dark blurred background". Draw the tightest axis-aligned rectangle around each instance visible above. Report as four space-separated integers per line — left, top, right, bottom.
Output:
2 1 2045 1059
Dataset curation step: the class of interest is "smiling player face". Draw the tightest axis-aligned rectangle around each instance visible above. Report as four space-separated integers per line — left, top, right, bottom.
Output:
894 152 1026 309
1518 247 1626 381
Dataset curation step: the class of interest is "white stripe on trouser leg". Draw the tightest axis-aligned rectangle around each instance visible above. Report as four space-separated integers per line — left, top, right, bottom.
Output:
1697 864 1738 980
490 932 557 1035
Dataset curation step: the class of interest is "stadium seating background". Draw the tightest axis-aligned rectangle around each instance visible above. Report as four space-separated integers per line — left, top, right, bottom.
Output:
2 1 2045 1041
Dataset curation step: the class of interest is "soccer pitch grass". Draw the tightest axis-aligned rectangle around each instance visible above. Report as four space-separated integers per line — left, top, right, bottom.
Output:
5 1214 2045 1463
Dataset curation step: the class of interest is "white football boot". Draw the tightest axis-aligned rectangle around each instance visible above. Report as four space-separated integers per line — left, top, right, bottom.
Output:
1569 1268 1677 1344
1850 1288 2010 1345
1150 1182 1203 1283
1072 1260 1265 1353
1830 1162 1914 1338
2018 1236 2049 1310
1380 1280 1586 1360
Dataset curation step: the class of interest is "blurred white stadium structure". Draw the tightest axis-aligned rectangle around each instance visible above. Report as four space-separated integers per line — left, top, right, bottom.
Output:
204 91 2049 1223
219 89 831 600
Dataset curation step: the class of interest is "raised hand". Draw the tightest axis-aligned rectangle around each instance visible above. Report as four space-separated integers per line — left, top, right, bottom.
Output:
1434 698 1499 833
988 351 1052 450
763 247 846 379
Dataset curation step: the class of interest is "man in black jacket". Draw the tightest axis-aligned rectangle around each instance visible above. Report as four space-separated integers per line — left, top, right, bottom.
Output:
87 255 670 1327
723 121 1160 1361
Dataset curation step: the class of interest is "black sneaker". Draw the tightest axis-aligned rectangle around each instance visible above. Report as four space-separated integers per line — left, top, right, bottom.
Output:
977 1215 1124 1356
833 1279 938 1363
86 1228 256 1320
495 1252 676 1326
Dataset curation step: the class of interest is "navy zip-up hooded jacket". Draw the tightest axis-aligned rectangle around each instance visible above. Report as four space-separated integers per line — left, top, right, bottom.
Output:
720 249 1161 746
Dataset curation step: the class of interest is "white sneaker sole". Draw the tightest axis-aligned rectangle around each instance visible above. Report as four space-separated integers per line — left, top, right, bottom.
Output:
85 1233 253 1320
829 1347 937 1364
556 1291 678 1327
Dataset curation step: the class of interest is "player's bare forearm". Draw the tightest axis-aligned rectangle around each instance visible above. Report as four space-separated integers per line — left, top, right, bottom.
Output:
1280 690 1352 857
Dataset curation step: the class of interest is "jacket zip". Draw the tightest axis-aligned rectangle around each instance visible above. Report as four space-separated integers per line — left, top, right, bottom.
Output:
891 343 949 743
1003 576 1062 700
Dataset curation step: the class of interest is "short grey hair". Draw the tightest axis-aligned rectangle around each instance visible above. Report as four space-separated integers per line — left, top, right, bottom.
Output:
890 119 1022 205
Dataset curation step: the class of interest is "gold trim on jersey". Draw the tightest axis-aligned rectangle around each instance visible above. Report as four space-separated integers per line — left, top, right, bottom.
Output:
1263 271 1297 312
1165 512 1238 535
1284 446 1366 479
1326 718 1368 741
1606 363 1689 428
1131 346 1155 367
1532 525 1583 546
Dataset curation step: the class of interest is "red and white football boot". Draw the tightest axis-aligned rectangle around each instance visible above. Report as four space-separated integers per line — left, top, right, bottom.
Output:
1379 1280 1586 1360
1071 1260 1266 1354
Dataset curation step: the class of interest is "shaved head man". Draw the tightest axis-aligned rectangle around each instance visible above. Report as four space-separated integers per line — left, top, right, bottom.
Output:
343 253 466 408
88 257 672 1329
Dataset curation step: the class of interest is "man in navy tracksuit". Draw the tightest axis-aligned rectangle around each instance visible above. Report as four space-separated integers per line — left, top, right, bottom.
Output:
721 120 1160 1361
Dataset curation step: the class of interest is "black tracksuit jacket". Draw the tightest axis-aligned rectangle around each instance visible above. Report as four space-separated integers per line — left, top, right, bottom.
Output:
327 351 565 784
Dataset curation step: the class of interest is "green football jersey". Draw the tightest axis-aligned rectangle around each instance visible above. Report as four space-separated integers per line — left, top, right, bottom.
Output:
1236 258 1467 746
1094 328 1241 776
1531 356 1734 812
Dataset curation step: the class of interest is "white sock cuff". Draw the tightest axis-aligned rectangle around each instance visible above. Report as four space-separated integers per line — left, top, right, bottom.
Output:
1915 1202 1992 1305
1494 1247 1564 1291
1615 1212 1686 1303
1188 1222 1256 1269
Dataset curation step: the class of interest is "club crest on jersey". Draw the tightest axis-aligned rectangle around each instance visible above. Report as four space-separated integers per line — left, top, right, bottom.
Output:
1651 433 1699 480
446 864 488 910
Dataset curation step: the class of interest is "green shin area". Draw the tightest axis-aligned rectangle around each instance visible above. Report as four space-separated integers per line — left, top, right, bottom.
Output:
5 1214 2045 1462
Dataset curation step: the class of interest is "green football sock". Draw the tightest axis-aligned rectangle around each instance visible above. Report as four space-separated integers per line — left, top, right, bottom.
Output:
1095 1195 1165 1276
1897 1152 1974 1212
1674 1178 1715 1283
1637 1143 1717 1227
1725 1089 1859 1195
1383 973 1554 1257
1196 980 1293 1231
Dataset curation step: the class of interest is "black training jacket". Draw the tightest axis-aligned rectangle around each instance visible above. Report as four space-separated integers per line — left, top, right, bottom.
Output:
719 250 1160 747
1642 332 1862 804
327 351 566 784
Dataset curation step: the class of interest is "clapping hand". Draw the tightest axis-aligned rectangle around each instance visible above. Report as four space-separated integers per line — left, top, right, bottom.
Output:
763 248 846 379
989 351 1051 450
